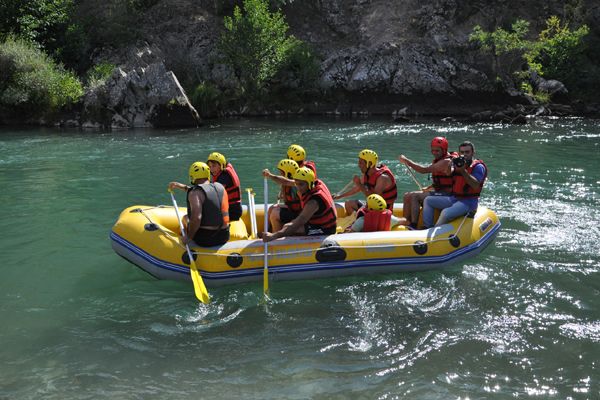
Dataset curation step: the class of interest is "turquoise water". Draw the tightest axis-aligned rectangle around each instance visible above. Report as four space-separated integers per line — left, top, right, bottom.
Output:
1 118 599 399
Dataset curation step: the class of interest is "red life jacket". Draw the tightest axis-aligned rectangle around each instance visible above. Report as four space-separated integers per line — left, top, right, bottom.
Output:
452 159 488 198
299 160 317 178
300 180 337 230
213 163 242 205
363 164 397 210
282 185 302 213
431 152 455 193
356 207 392 232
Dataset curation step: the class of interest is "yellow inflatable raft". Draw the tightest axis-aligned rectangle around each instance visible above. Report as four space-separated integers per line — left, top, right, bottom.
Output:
110 203 500 286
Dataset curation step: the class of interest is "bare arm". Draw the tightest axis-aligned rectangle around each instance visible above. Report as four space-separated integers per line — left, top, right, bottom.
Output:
332 175 362 200
262 199 319 242
262 169 295 186
455 164 484 189
398 155 431 174
168 181 189 191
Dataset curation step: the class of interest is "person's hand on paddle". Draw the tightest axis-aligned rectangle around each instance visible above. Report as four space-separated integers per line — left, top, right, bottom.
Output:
168 181 187 191
261 231 277 243
262 169 272 178
398 154 409 164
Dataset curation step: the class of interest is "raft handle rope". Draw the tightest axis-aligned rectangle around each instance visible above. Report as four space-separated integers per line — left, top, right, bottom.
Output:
137 207 469 259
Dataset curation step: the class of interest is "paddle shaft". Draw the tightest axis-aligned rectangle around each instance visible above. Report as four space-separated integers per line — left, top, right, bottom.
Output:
169 191 210 303
263 177 269 295
405 164 423 190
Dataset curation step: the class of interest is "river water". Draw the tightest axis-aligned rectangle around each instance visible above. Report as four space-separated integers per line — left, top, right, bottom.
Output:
1 118 599 399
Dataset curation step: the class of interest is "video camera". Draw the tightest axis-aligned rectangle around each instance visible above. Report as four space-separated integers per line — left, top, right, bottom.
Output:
452 155 466 168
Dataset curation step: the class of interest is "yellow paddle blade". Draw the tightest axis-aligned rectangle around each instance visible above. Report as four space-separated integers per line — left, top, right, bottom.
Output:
189 258 210 304
336 212 357 233
263 265 269 295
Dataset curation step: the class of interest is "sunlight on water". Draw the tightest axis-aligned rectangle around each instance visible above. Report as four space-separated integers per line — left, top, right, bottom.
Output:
1 118 599 398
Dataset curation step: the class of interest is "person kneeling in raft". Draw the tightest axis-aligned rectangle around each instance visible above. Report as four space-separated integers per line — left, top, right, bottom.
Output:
168 162 230 247
262 159 301 232
347 194 405 232
261 167 337 242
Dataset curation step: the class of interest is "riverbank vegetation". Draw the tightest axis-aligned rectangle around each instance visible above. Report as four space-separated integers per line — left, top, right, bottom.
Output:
470 16 590 103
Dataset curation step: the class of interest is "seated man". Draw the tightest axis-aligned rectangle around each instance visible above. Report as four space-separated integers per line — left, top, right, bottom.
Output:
206 152 243 221
422 141 488 228
348 194 404 232
262 159 300 232
262 167 337 242
333 149 397 215
168 162 230 246
287 144 317 177
397 136 453 229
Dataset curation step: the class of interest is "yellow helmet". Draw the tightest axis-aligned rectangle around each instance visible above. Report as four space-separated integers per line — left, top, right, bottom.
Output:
293 166 316 189
277 159 299 179
359 149 378 168
189 161 210 183
207 152 227 169
366 194 387 211
287 144 306 162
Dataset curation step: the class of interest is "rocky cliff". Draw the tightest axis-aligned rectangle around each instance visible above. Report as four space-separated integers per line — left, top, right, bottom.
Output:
88 0 600 122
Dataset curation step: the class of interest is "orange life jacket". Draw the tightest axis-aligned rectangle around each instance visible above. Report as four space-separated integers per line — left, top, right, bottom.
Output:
452 159 487 198
300 180 337 230
282 185 302 213
363 164 397 210
356 207 392 232
431 152 455 193
213 163 242 205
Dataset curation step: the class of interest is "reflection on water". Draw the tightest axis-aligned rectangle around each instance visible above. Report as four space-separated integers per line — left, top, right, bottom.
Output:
0 118 599 399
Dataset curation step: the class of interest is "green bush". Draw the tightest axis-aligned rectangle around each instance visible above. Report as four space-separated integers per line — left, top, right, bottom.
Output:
0 37 83 118
85 62 116 88
190 82 223 118
218 0 301 100
470 16 589 95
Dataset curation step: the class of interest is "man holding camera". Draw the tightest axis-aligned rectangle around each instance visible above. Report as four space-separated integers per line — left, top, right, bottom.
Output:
422 141 488 228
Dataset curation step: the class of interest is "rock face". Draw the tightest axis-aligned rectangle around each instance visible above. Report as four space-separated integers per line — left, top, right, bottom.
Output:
82 61 201 129
90 0 600 117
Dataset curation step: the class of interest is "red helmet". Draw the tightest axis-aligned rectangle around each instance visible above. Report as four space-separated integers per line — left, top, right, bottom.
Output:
431 136 448 153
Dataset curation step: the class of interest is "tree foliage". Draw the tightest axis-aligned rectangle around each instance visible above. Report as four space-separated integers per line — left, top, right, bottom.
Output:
470 16 589 91
0 37 83 117
218 0 303 100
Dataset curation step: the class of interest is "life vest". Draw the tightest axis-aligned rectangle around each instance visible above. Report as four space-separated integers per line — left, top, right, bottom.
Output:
363 164 397 209
431 152 455 193
282 185 302 213
213 163 242 206
300 180 337 230
299 160 317 178
186 182 230 228
452 159 488 198
356 207 392 232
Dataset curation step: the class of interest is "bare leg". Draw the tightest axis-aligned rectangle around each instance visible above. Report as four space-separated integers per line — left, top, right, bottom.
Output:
344 199 361 216
402 192 413 221
269 205 283 232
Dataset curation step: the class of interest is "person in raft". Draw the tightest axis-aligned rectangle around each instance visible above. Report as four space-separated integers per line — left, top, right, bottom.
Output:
332 149 398 216
422 141 488 228
261 167 337 242
262 159 301 232
168 162 230 246
348 194 405 232
397 136 454 229
286 144 317 177
206 152 243 222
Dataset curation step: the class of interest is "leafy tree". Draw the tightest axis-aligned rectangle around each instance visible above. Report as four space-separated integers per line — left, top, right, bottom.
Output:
218 0 301 100
0 37 83 118
470 16 589 94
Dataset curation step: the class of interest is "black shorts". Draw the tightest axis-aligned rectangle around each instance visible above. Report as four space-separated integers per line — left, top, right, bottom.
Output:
229 203 243 221
193 226 230 247
304 224 336 236
279 207 299 224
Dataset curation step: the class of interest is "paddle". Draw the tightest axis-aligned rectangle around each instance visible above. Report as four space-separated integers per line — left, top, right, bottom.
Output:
404 164 423 190
169 190 210 304
263 177 269 297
